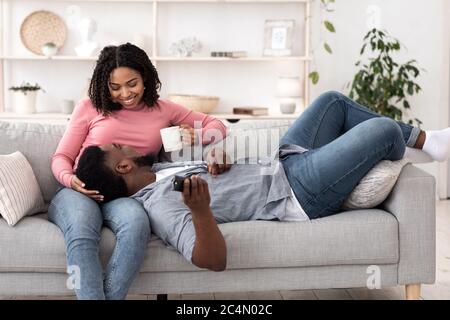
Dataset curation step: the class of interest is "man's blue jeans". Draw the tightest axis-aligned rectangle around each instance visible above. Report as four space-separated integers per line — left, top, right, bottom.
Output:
280 91 421 220
48 188 150 300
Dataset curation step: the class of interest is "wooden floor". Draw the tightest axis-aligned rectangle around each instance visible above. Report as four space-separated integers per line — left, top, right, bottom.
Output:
2 200 450 300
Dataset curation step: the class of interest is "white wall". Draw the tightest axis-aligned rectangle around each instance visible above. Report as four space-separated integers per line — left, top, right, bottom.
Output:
448 0 450 199
310 0 449 198
3 0 449 195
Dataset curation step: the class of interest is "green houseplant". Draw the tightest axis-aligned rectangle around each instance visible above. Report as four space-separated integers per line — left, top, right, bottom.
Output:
9 82 42 94
348 28 423 126
8 82 44 114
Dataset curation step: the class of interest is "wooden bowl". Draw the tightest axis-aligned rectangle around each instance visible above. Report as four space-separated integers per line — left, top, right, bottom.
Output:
167 94 219 113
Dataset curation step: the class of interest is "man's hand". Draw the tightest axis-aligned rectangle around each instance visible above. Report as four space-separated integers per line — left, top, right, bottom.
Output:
205 148 232 176
183 175 227 272
182 175 211 213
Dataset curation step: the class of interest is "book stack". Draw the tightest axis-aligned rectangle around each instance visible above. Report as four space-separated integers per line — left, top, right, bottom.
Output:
233 107 269 116
211 51 248 58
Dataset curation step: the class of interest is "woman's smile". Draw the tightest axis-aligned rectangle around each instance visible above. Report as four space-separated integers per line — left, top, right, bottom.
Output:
121 95 137 106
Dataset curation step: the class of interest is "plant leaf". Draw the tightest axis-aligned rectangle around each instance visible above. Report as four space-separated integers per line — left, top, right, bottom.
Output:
403 100 411 109
360 44 367 55
324 21 336 33
324 42 333 54
309 71 320 85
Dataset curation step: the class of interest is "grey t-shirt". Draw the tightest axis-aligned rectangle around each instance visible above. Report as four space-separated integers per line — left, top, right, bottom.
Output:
132 159 294 263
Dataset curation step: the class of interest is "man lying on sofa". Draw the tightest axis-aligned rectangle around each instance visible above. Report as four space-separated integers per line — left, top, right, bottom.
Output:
75 92 449 271
76 118 418 271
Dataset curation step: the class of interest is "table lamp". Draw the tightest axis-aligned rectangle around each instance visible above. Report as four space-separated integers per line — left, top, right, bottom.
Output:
276 77 301 114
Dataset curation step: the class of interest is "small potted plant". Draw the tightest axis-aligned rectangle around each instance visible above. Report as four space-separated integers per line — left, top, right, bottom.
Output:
8 82 44 114
41 42 58 57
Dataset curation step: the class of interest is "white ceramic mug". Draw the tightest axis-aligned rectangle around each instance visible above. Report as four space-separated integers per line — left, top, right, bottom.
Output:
160 126 183 152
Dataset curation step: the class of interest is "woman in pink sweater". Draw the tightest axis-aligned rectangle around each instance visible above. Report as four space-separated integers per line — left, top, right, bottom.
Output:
48 43 227 300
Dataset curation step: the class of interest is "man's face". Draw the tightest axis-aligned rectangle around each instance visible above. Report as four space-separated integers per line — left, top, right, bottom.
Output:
100 144 154 172
100 144 141 170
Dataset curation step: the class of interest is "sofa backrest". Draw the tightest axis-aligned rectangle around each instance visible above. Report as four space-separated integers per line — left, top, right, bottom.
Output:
220 120 293 161
0 119 294 203
0 121 66 202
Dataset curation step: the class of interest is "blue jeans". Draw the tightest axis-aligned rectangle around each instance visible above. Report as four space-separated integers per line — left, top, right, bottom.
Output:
48 188 150 300
280 91 421 220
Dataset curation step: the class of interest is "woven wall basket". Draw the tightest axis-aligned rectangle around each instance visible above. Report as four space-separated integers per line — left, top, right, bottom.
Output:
20 10 67 55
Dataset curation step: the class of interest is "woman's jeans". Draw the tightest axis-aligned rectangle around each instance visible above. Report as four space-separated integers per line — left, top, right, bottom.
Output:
280 91 421 220
48 188 150 300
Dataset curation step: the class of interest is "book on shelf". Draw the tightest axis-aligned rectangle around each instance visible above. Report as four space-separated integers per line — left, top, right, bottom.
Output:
210 51 248 58
232 107 269 116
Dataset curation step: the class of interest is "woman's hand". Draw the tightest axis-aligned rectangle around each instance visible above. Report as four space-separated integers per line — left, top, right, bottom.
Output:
180 124 198 146
70 175 104 202
205 148 232 176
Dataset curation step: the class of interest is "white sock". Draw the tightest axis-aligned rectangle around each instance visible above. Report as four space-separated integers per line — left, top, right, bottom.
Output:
403 147 433 163
422 128 450 162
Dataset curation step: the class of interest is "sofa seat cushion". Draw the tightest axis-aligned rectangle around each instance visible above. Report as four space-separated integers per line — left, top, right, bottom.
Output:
0 209 398 273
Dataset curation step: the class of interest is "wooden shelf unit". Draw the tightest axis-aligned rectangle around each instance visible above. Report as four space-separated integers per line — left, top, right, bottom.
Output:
0 0 311 116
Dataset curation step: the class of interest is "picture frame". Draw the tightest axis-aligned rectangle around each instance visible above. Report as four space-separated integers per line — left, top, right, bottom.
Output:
263 19 295 57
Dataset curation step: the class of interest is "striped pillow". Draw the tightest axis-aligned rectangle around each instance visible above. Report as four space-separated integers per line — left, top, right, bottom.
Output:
0 151 45 226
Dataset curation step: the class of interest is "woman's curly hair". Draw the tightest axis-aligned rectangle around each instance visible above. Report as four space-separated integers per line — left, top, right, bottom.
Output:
88 42 161 115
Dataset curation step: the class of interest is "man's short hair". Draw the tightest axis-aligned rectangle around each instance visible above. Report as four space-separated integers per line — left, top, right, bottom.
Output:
75 146 128 202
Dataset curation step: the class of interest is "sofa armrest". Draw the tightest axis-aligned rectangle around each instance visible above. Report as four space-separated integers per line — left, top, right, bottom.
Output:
381 164 436 285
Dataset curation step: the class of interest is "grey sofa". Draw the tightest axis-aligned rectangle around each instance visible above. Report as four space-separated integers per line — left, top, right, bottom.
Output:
0 120 436 299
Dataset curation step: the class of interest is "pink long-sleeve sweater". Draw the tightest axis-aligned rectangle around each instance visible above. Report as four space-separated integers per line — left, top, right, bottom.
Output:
51 98 227 188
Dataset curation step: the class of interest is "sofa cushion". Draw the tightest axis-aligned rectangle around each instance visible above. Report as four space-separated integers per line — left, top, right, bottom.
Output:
0 209 398 273
342 157 410 210
0 121 66 202
0 151 47 226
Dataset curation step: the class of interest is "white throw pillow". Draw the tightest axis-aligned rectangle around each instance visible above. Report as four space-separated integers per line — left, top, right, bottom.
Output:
342 157 410 210
0 151 46 226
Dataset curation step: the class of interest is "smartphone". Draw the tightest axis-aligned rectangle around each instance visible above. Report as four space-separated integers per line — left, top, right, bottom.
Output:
172 175 187 192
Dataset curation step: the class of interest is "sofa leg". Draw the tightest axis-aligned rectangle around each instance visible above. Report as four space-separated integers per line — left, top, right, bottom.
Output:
405 284 421 300
157 294 168 300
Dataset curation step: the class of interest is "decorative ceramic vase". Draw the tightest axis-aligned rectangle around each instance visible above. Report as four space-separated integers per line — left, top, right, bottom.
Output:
61 99 75 114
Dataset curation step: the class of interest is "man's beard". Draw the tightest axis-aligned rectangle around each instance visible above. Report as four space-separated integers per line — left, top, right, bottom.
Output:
135 153 155 168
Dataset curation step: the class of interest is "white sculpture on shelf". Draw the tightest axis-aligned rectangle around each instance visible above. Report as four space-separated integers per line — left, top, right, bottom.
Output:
74 18 98 57
168 37 202 57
